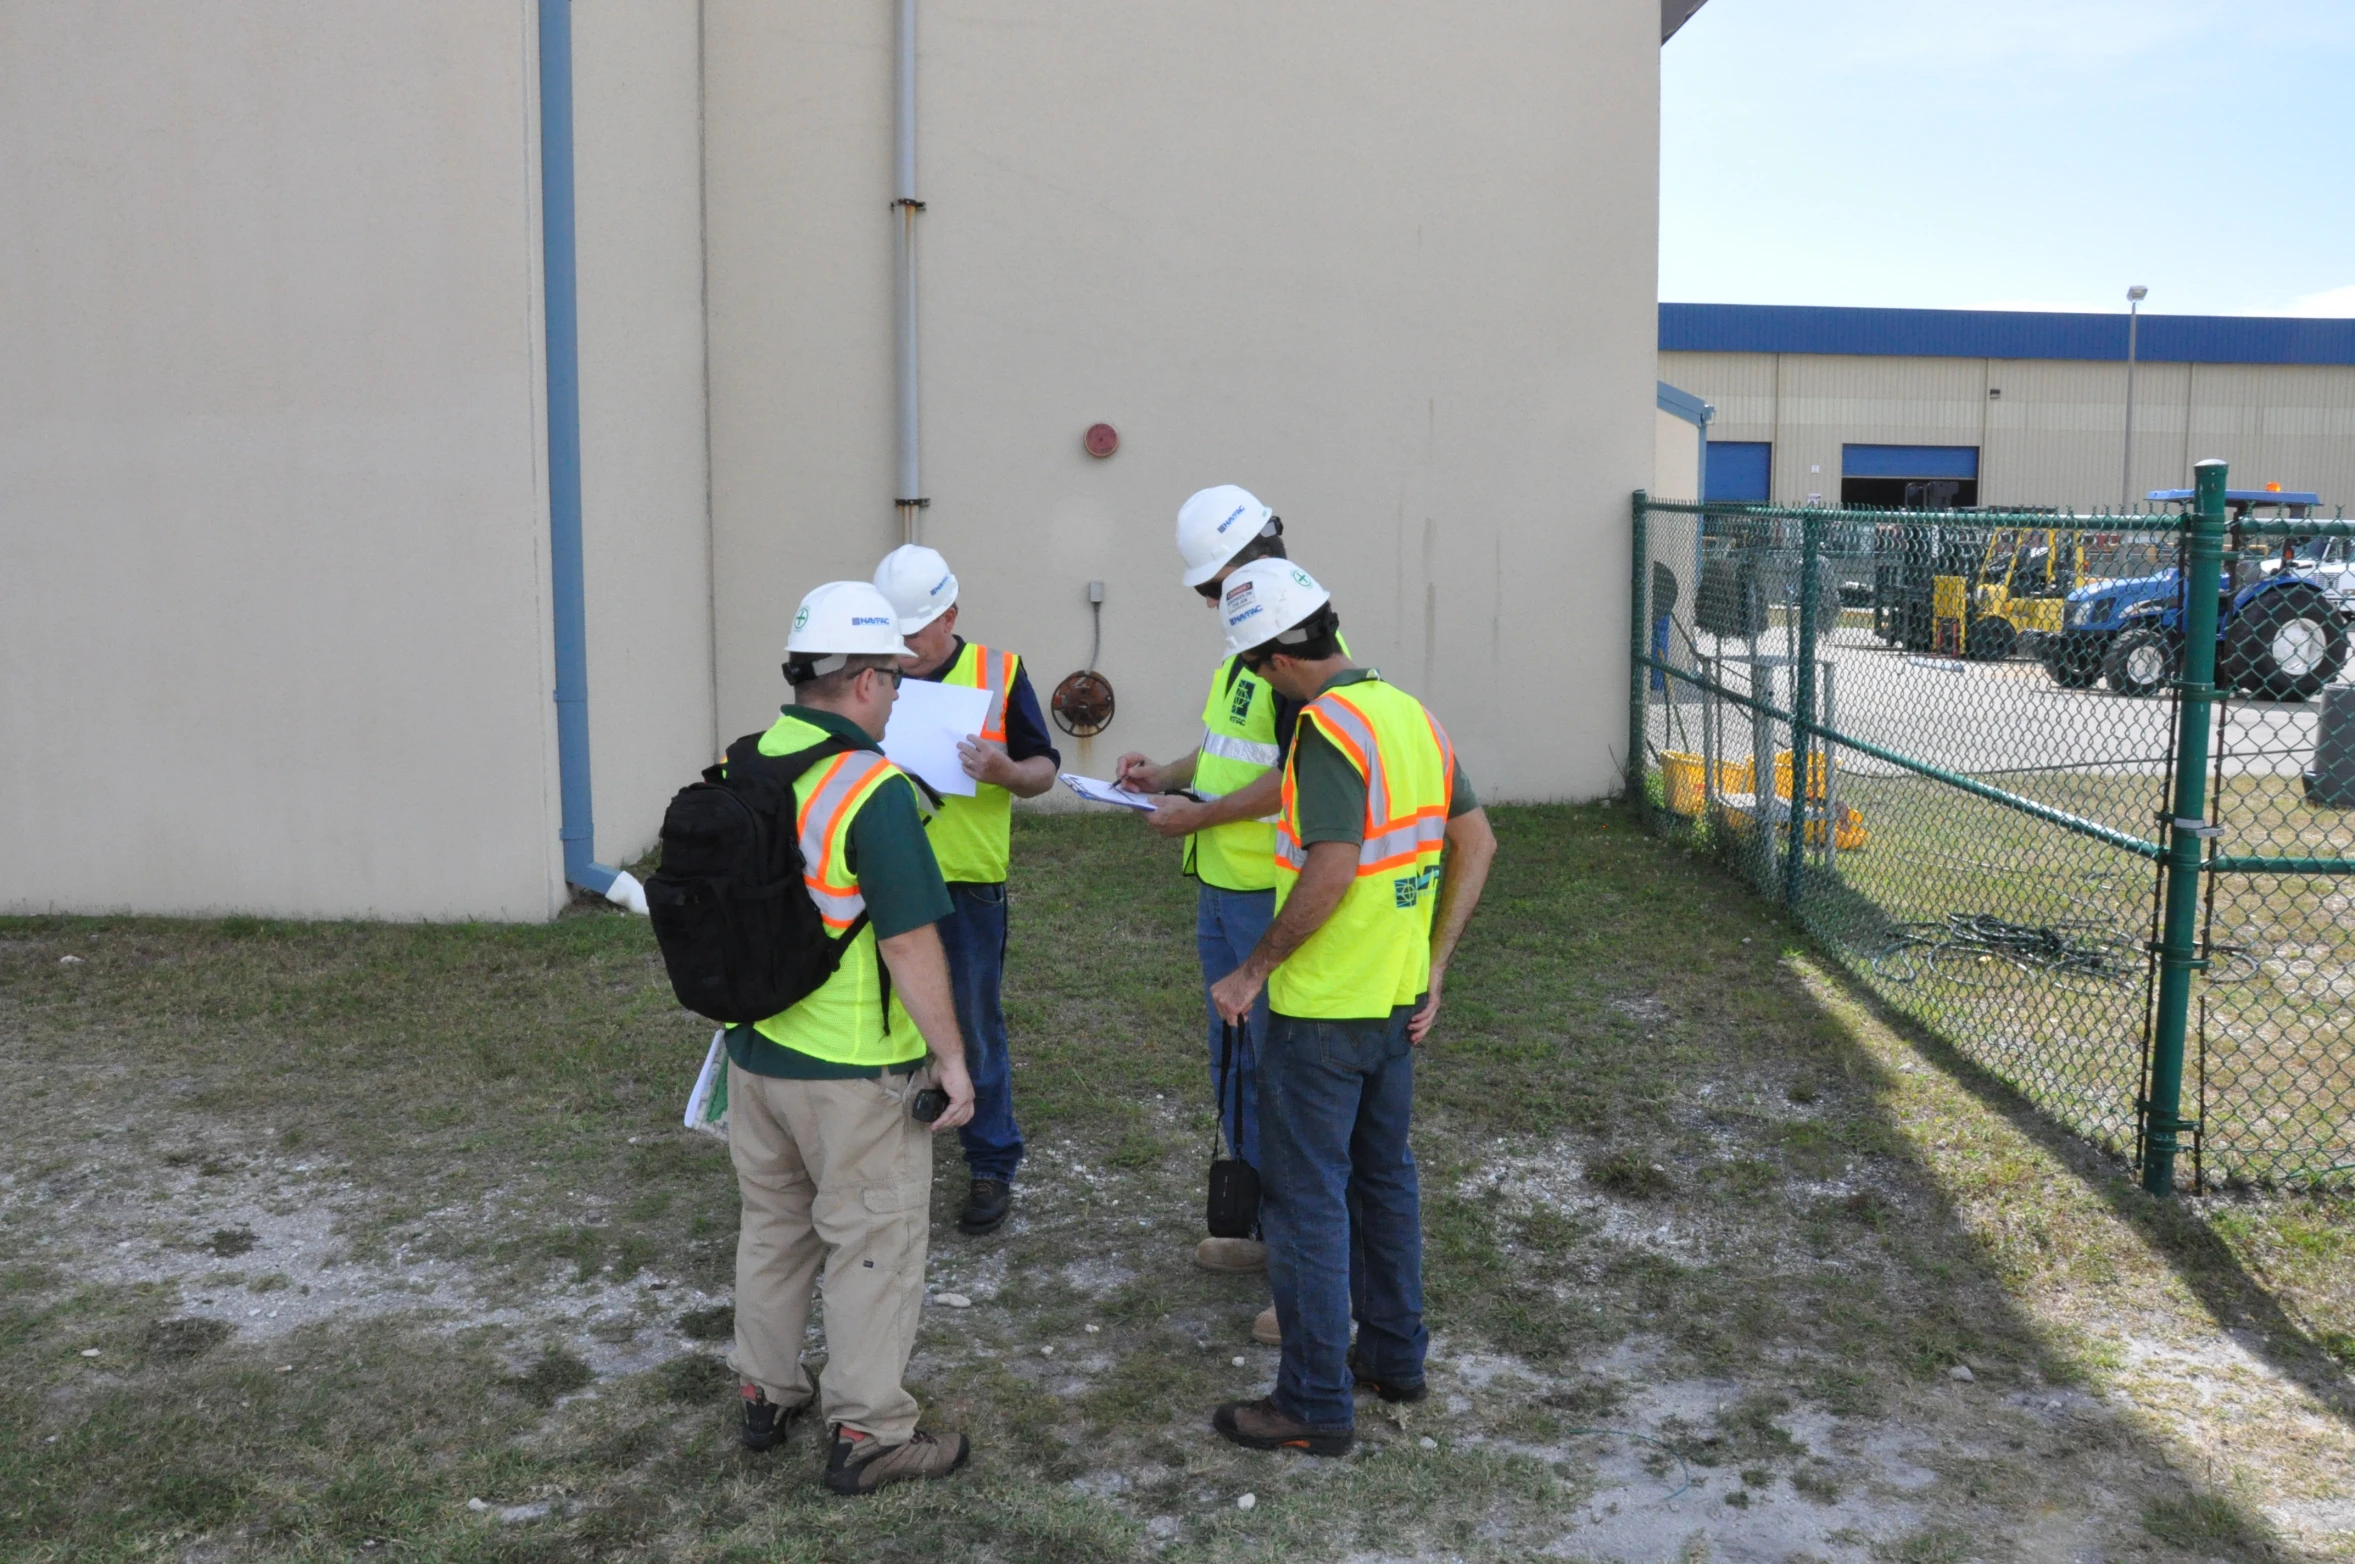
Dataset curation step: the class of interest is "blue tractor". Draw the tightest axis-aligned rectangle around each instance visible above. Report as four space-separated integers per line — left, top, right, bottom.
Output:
2040 489 2349 701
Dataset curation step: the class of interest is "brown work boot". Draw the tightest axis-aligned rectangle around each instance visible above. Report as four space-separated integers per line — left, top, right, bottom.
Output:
1251 1306 1281 1346
1194 1237 1267 1273
1212 1397 1353 1457
822 1424 971 1495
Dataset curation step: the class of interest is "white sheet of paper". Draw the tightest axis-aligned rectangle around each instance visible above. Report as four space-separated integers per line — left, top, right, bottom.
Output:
880 678 993 798
683 1030 728 1139
1059 773 1156 811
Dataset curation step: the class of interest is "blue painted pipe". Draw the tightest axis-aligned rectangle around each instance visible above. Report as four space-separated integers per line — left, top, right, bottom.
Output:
538 0 621 901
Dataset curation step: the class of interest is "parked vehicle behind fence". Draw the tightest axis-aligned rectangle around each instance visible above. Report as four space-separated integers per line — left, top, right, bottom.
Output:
2042 490 2347 701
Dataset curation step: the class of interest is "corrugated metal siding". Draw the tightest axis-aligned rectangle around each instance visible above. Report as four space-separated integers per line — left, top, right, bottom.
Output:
1659 350 2355 511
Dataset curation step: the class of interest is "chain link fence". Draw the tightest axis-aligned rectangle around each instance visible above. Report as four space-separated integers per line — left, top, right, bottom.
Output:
1630 465 2354 1191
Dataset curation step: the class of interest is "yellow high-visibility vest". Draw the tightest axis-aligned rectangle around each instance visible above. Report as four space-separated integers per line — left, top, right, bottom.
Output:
923 642 1020 884
1269 678 1455 1019
1184 655 1284 892
749 713 927 1066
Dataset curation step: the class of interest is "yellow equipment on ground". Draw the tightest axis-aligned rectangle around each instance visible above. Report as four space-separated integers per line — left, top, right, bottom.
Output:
1932 527 2091 661
1660 749 1868 850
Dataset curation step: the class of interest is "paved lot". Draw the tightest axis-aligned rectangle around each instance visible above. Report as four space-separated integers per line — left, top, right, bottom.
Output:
1652 626 2327 785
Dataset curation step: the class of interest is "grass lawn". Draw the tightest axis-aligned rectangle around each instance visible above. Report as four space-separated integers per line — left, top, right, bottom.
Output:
3 806 2352 1562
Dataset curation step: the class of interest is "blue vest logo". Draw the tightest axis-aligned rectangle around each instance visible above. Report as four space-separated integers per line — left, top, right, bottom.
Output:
1392 864 1441 909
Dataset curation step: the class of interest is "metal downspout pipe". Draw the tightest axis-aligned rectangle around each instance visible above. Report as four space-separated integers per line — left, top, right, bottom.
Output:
893 0 926 544
538 0 646 915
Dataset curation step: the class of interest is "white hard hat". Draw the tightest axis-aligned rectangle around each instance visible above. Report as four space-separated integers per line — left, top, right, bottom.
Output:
785 580 912 671
872 543 959 632
1220 559 1334 659
1176 484 1277 587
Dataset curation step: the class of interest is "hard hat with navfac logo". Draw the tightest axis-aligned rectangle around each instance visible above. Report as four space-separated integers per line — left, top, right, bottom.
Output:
1176 484 1276 588
786 581 914 659
872 544 960 633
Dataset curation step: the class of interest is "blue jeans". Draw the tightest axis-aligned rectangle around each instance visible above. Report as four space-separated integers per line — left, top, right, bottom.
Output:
1196 886 1273 1171
1258 1009 1426 1432
937 882 1023 1183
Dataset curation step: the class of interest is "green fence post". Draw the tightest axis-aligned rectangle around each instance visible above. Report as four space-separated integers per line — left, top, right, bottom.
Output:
2144 458 2227 1195
1629 490 1649 809
1784 513 1821 912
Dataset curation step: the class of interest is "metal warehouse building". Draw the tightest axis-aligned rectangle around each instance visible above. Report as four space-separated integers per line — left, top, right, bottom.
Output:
1657 305 2355 511
3 1 1673 921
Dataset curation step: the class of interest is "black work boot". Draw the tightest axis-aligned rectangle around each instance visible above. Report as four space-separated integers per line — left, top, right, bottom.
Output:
1211 1397 1354 1457
740 1383 806 1452
1346 1344 1428 1404
958 1178 1011 1235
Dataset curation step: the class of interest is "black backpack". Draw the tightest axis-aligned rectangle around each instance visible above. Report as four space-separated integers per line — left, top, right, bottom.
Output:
646 733 870 1024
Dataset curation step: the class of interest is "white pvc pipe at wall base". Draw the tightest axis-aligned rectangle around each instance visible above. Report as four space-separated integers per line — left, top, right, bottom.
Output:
603 869 649 915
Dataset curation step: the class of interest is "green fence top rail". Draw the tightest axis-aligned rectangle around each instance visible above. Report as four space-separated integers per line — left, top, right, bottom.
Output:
2225 515 2355 537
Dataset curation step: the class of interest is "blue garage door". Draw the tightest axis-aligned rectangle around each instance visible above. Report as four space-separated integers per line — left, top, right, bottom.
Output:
1705 441 1772 502
1842 444 1979 479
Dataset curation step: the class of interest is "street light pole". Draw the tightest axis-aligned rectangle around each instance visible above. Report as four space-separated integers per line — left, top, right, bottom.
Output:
2122 285 2148 510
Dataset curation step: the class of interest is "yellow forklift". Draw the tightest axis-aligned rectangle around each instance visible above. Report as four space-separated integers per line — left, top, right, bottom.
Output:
1936 527 2091 660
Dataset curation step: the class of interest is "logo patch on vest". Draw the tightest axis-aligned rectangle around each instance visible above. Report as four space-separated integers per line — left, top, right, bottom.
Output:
1228 680 1255 724
1393 864 1441 908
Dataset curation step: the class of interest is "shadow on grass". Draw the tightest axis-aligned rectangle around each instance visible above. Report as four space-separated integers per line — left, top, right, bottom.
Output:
1826 949 2355 1435
0 804 2326 1562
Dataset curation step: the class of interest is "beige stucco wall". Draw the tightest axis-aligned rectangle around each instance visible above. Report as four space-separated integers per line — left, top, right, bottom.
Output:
573 0 716 864
1662 348 2355 509
704 0 1660 803
0 1 568 919
1655 405 1703 503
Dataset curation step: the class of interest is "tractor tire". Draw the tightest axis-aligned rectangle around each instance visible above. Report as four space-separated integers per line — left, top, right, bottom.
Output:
2103 627 2175 698
1963 617 2017 662
2042 634 2102 689
2223 583 2347 702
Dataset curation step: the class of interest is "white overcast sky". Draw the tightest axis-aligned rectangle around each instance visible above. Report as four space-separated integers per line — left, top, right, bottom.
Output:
1659 0 2355 317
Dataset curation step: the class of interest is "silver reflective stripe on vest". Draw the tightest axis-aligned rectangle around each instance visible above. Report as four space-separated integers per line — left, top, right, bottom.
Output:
1360 814 1447 867
1308 696 1388 828
1201 731 1281 767
1193 787 1281 825
798 754 889 925
1276 835 1307 870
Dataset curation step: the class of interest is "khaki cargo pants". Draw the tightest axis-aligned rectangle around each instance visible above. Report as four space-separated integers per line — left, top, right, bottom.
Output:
726 1062 932 1441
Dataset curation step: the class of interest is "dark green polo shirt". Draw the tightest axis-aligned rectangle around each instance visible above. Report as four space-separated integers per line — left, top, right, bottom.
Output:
1289 669 1478 847
726 704 953 1080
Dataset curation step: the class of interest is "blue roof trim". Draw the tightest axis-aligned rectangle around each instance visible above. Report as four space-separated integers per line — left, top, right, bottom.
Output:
1661 303 2355 367
1656 380 1710 425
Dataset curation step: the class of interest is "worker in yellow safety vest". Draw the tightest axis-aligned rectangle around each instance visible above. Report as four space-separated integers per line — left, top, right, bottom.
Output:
873 545 1060 1238
1113 485 1307 1285
724 579 976 1495
1202 560 1497 1458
